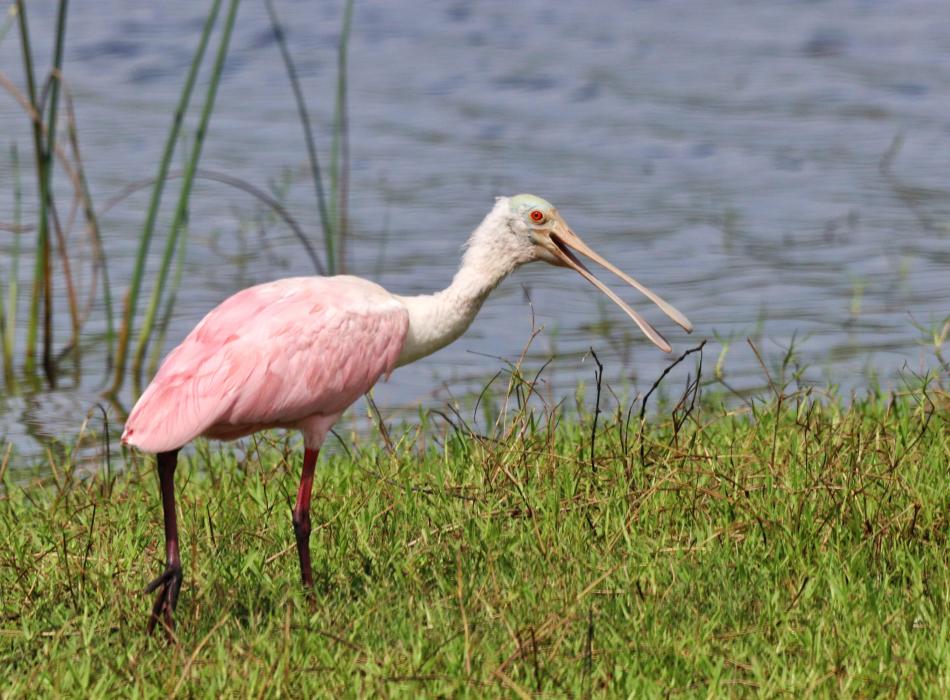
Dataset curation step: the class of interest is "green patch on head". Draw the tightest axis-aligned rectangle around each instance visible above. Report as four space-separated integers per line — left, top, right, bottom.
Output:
509 193 555 216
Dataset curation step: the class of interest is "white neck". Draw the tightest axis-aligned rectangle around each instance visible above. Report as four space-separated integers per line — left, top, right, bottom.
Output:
395 200 525 367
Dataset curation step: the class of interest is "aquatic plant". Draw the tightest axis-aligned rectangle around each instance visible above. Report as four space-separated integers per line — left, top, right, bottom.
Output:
0 0 355 401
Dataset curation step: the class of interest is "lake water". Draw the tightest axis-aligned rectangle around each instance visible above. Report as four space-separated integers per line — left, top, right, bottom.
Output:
1 0 948 469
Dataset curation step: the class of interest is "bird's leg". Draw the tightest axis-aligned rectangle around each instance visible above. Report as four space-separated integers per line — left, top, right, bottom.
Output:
146 449 183 637
292 447 319 588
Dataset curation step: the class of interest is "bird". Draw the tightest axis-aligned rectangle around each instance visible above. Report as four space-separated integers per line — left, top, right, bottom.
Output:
121 194 693 634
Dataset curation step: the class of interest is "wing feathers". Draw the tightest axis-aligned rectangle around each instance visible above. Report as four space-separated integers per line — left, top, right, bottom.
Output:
122 277 409 452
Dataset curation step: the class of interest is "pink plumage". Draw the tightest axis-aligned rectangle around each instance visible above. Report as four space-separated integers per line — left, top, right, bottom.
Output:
122 275 409 454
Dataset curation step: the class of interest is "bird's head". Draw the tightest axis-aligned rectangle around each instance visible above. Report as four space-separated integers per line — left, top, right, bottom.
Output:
505 193 693 353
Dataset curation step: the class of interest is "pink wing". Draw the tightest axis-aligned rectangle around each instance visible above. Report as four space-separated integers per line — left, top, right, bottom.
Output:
122 276 409 453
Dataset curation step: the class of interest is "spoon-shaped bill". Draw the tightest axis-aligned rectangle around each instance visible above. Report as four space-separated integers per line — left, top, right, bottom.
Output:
552 227 693 334
547 231 673 353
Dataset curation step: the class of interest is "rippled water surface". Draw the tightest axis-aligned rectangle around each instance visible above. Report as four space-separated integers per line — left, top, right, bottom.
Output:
1 0 948 467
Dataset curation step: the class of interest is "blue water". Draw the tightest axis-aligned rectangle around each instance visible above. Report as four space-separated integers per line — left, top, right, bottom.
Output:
0 0 948 468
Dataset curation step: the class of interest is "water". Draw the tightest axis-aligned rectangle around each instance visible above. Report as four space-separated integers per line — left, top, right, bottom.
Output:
1 0 948 468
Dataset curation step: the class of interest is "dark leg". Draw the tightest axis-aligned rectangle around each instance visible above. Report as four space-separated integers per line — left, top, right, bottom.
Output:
292 448 319 588
146 450 183 636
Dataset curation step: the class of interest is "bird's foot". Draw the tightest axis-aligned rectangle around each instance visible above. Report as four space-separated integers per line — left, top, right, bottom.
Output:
145 565 182 637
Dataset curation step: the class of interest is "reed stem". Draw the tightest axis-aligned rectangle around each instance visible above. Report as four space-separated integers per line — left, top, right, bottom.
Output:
149 211 190 378
37 0 69 385
16 0 45 378
107 0 223 398
63 84 114 370
131 0 241 390
2 145 22 386
329 0 354 275
264 0 334 274
98 169 323 274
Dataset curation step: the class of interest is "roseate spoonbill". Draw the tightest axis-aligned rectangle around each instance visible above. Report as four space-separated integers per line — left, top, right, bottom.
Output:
122 194 692 633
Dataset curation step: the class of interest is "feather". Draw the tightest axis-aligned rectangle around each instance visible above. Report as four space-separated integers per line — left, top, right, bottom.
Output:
122 276 409 452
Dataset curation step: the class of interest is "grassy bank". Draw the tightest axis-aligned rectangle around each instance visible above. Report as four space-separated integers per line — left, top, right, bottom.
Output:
1 387 948 697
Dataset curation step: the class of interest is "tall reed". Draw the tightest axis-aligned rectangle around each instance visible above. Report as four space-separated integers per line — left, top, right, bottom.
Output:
3 0 355 403
264 0 335 273
1 145 22 385
44 0 70 371
131 0 242 392
13 0 69 385
148 212 191 379
16 0 46 379
62 85 114 368
328 0 354 273
264 0 355 276
107 0 224 398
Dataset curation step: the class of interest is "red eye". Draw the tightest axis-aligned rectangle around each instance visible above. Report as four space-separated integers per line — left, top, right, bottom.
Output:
529 210 544 223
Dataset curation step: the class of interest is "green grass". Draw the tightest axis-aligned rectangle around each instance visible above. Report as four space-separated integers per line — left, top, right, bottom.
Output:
1 387 948 697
